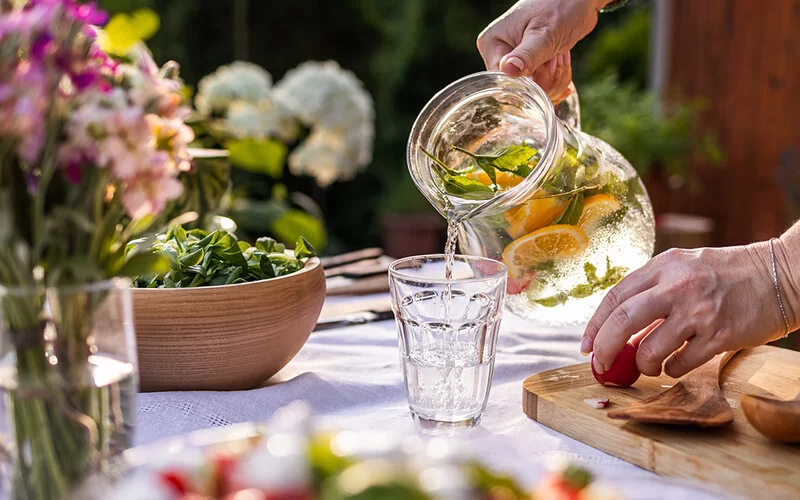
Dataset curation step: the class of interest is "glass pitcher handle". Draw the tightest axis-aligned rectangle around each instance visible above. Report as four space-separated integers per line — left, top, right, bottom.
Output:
554 82 581 131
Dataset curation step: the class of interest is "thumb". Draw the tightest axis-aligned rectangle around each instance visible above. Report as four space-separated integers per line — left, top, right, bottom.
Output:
499 31 557 77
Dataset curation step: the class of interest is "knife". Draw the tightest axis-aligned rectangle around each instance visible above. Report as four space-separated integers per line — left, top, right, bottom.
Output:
314 308 395 331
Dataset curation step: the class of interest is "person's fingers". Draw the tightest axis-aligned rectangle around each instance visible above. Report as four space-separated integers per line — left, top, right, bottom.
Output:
548 53 572 101
635 315 692 376
499 28 557 77
629 319 664 348
591 289 671 374
581 266 660 354
478 37 515 71
531 52 570 101
663 338 717 379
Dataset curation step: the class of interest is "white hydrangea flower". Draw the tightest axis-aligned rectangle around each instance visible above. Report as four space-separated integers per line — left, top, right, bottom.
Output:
225 98 299 143
275 61 374 182
195 61 273 116
288 128 353 187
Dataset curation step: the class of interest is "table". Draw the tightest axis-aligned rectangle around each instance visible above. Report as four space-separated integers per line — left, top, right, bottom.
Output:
136 294 729 499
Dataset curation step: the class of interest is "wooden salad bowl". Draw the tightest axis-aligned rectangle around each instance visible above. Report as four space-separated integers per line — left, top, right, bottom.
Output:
132 257 325 391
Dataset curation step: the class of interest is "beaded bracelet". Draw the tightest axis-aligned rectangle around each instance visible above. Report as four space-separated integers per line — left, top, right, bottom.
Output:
600 0 630 13
769 238 791 338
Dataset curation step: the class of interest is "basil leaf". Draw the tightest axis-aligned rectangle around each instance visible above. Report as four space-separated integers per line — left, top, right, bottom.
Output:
256 236 282 253
294 236 317 259
131 225 313 288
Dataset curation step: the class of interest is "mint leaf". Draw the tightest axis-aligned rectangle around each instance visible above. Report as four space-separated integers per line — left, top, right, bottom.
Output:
533 259 628 307
554 193 585 225
535 293 569 307
453 144 538 178
584 262 599 285
432 165 494 199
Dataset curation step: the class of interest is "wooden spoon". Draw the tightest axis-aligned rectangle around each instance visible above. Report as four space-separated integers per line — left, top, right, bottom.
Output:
607 351 738 427
741 394 800 443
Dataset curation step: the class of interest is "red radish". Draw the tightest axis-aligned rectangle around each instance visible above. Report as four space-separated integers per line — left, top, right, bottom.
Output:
158 470 190 495
591 343 641 387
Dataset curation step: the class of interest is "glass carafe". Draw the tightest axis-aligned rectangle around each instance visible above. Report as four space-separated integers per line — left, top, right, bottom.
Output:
407 72 654 325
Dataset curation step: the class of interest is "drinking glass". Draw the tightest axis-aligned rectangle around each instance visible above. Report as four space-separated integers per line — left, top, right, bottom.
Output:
388 255 507 431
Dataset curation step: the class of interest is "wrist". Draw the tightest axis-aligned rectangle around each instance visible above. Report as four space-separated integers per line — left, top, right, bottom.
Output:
777 229 800 332
745 241 797 337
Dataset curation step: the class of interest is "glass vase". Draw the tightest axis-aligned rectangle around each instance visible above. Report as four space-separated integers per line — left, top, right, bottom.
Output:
0 279 137 499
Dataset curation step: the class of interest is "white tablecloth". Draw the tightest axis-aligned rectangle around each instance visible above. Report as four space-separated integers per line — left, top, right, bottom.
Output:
136 294 730 499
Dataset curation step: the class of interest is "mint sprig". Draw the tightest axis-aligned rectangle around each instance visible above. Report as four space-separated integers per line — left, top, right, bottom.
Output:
534 258 628 307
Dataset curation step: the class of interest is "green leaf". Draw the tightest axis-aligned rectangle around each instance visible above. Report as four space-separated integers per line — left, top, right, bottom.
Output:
454 144 537 178
584 262 599 285
256 236 283 253
179 248 203 267
271 209 327 250
432 166 494 199
258 253 276 279
554 193 585 225
294 236 317 259
225 138 288 178
117 252 169 279
535 293 569 307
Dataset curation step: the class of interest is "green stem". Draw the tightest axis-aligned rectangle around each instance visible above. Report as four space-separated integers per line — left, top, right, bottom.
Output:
536 184 603 199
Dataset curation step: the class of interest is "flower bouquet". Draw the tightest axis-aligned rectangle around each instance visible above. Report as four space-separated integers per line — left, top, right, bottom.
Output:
0 1 195 497
191 59 375 250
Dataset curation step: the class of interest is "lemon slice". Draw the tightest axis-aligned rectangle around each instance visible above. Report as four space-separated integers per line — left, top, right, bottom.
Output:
577 194 622 233
468 170 525 189
502 224 589 276
504 195 570 239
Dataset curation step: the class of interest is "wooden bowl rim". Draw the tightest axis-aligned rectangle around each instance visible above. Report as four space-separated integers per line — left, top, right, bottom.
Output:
131 257 321 294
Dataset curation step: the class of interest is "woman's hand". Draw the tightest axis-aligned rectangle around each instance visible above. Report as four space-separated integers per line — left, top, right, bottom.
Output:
477 0 605 101
582 243 797 379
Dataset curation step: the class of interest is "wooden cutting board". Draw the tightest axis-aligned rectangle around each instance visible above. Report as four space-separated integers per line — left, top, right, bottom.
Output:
523 346 800 499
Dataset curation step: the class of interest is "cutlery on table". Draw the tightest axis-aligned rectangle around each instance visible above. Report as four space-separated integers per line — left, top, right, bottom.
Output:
322 248 393 296
314 307 395 331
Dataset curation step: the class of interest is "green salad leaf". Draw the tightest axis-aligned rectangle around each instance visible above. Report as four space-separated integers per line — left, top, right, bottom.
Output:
131 227 317 288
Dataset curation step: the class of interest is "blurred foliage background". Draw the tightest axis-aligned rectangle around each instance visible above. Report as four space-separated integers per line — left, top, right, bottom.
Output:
99 0 718 254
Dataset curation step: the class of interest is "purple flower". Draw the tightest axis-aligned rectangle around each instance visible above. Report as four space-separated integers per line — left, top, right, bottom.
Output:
74 2 108 26
26 0 108 27
31 32 53 61
72 71 97 91
64 161 82 184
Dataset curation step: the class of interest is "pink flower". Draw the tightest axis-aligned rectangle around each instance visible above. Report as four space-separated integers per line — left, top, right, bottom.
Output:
122 173 183 220
0 62 49 162
27 0 108 27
